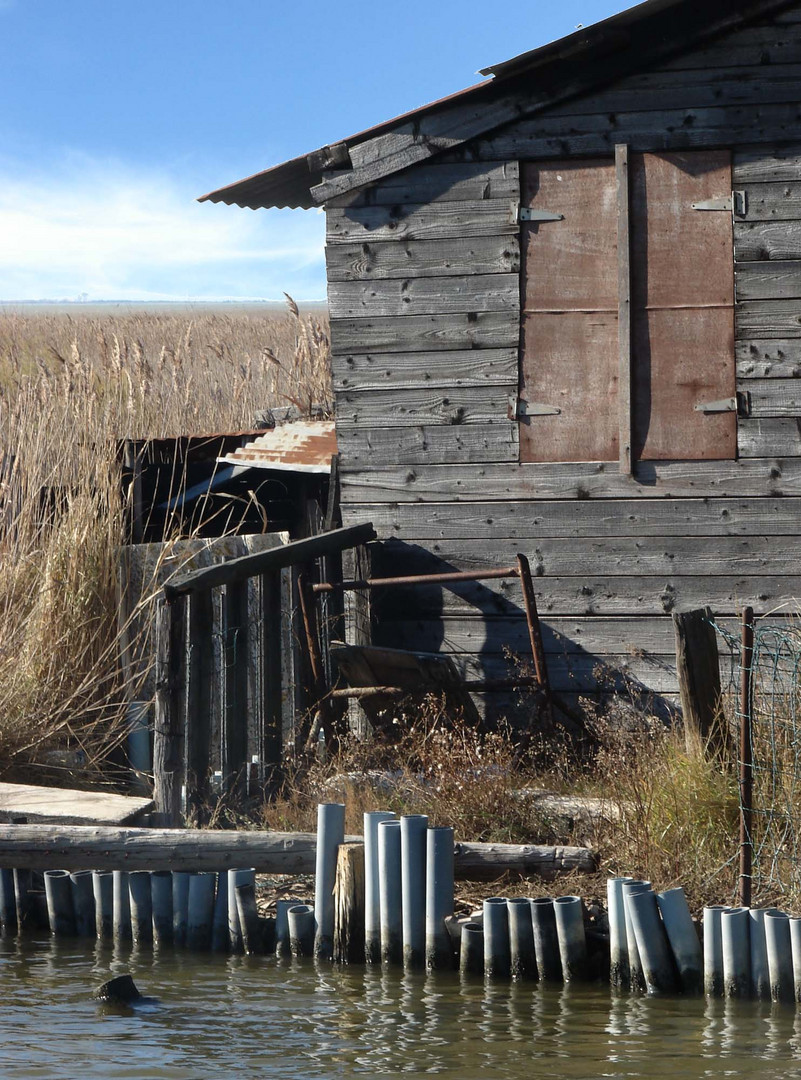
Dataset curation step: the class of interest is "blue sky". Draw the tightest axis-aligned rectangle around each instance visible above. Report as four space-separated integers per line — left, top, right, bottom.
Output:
0 0 629 302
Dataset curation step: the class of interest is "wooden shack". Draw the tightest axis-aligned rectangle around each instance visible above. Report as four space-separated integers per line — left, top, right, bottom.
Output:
201 0 801 718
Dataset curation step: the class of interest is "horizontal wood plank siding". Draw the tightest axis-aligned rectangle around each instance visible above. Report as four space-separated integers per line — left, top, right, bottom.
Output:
327 12 801 705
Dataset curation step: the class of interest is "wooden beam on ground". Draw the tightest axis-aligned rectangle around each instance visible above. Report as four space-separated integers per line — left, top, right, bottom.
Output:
0 825 597 876
163 523 377 599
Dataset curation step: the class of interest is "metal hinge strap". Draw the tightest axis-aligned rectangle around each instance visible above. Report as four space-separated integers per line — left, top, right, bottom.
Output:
510 395 561 419
519 207 564 223
691 191 748 216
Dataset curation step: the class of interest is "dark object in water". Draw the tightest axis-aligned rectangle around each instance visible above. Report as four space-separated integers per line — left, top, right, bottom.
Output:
94 974 142 1004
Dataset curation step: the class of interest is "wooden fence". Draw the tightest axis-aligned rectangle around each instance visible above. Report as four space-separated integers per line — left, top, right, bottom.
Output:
153 522 376 825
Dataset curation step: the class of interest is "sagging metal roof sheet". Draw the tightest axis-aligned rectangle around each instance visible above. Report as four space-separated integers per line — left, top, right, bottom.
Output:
199 0 795 212
218 420 337 474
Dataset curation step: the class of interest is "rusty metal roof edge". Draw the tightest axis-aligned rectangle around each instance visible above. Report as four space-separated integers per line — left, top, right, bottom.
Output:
217 455 332 474
199 0 798 211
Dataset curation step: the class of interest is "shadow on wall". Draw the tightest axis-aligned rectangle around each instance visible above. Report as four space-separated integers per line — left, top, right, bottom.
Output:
368 540 680 731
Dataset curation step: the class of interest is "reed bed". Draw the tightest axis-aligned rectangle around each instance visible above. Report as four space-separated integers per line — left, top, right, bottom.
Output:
0 302 331 780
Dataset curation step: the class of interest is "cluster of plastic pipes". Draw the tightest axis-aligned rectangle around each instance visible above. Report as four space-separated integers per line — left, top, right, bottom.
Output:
2 865 265 952
702 905 801 1004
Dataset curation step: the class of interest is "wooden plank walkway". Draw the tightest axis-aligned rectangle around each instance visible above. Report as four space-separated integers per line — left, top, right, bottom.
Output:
0 783 153 826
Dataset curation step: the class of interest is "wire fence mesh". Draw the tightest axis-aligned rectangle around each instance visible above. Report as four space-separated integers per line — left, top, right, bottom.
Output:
714 615 801 905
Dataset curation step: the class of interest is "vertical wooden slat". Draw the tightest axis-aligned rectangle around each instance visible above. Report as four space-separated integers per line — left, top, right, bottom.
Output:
186 588 213 821
616 144 632 475
260 571 284 797
223 580 249 795
154 595 187 826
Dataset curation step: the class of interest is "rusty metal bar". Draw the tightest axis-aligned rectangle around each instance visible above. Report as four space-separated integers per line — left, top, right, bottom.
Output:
738 606 754 909
311 566 519 594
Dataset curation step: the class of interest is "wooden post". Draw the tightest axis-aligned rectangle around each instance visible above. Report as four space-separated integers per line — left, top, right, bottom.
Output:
673 607 730 759
123 439 144 544
223 580 249 796
260 571 283 798
154 595 187 826
186 589 213 821
616 143 633 475
738 606 754 908
333 842 365 964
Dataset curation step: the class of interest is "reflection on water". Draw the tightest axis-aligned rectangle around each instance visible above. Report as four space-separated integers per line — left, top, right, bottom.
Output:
2 934 801 1078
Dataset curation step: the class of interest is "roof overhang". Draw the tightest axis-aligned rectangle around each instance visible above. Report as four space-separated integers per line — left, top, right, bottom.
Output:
199 0 798 212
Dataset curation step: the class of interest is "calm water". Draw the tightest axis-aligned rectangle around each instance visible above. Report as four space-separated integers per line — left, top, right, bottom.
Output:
3 936 801 1079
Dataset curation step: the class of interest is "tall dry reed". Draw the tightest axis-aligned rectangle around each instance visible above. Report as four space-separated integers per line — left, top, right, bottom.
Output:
0 301 331 780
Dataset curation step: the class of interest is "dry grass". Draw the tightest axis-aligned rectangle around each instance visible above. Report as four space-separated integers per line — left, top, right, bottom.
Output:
0 302 331 780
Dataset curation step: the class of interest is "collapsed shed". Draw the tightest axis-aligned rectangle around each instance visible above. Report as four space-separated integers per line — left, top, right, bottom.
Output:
200 0 801 719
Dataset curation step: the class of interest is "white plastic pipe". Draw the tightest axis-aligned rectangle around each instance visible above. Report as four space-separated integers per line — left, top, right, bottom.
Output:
112 870 131 944
401 814 428 968
69 870 95 937
92 871 114 940
507 897 536 980
0 868 16 931
607 877 630 989
314 802 345 960
378 819 402 965
531 897 562 982
459 921 484 976
790 917 801 1003
483 897 511 978
765 909 794 1004
235 882 261 954
186 871 216 950
554 895 588 982
275 897 302 958
721 906 750 998
172 871 190 947
703 906 729 997
228 868 255 953
364 811 395 964
656 887 702 994
150 870 173 947
749 907 776 1000
622 880 651 993
288 903 315 957
128 870 153 947
211 870 228 952
425 826 454 971
44 870 75 936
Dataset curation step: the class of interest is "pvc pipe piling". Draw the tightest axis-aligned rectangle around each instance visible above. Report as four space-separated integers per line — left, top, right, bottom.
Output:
128 870 153 947
228 868 255 953
364 811 395 964
211 871 229 951
483 897 511 978
607 877 630 989
14 869 33 931
0 868 16 931
92 871 114 940
425 825 454 971
507 897 536 980
531 897 562 982
460 921 484 976
765 910 794 1004
235 882 261 954
151 870 174 947
554 895 588 982
628 888 675 994
622 880 651 993
186 872 216 951
703 906 729 997
378 819 402 965
656 887 702 994
401 814 428 968
314 803 345 960
790 917 801 1003
112 871 131 943
172 872 190 947
721 907 750 998
749 907 777 1000
275 898 302 958
288 903 315 957
44 870 75 936
69 870 95 937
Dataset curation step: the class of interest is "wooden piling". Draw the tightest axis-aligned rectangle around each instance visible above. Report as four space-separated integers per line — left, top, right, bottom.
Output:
154 595 187 826
673 607 730 759
333 842 365 964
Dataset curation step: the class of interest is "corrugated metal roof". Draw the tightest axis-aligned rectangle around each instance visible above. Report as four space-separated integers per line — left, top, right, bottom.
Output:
218 420 337 474
199 0 794 212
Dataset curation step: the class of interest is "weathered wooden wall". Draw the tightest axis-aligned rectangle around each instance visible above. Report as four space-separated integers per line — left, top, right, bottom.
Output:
326 5 801 713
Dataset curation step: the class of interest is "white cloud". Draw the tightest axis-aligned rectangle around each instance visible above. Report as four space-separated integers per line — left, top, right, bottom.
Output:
0 155 326 301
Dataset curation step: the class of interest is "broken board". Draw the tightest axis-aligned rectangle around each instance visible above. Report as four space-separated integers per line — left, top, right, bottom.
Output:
0 782 154 826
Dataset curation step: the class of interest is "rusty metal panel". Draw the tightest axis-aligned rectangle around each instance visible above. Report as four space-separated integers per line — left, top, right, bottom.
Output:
218 420 337 473
520 159 619 463
631 151 735 460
